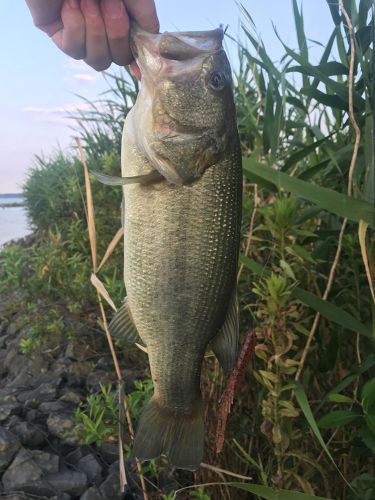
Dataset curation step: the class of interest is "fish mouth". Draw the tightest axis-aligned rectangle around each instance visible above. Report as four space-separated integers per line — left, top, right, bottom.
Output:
130 23 224 73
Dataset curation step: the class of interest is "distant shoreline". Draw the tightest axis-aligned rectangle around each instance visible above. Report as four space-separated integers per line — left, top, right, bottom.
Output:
0 202 24 208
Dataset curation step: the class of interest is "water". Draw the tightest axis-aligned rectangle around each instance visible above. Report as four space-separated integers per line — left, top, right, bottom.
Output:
0 194 32 247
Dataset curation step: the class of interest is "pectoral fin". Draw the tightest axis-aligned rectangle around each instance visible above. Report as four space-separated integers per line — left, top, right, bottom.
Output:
91 170 164 186
109 299 144 345
211 289 239 374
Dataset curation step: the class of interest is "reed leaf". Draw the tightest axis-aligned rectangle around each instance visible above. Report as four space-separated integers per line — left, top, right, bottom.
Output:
243 158 375 227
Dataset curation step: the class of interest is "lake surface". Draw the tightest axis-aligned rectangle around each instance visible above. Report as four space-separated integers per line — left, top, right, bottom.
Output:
0 194 32 247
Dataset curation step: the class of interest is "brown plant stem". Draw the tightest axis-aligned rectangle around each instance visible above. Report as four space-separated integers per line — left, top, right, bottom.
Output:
77 139 149 500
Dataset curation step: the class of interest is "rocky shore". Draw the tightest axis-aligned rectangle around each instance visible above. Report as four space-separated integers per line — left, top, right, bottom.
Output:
0 292 188 500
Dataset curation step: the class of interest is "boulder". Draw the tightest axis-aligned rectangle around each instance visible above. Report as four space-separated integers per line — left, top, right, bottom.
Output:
47 412 80 445
1 448 60 495
10 421 45 447
0 403 22 423
17 382 57 405
0 427 20 470
99 471 125 500
80 487 102 500
45 471 88 496
77 453 103 485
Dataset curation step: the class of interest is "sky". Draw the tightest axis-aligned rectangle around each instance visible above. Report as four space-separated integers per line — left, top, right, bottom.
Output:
0 0 335 193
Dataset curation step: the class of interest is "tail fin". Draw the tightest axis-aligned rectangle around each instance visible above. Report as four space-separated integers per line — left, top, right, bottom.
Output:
133 397 204 471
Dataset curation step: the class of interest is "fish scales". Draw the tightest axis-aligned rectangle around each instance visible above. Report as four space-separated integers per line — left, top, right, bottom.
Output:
123 148 241 407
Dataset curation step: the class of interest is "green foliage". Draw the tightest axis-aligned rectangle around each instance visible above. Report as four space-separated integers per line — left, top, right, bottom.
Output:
126 378 154 420
75 379 153 447
75 384 119 445
23 153 85 233
19 308 66 354
0 244 32 291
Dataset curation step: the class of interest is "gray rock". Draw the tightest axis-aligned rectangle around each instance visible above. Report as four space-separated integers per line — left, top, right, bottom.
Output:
80 487 102 500
0 403 22 422
47 412 80 445
2 448 59 495
0 350 7 376
2 345 23 378
96 356 111 369
46 471 88 496
25 409 43 424
66 361 93 383
86 370 114 391
59 389 83 405
0 495 37 500
99 471 125 500
17 382 57 404
7 367 35 389
39 401 69 413
65 342 90 361
99 442 118 464
0 387 19 402
11 421 45 447
77 453 103 485
64 446 86 466
0 320 8 336
50 495 72 500
0 427 20 470
7 322 21 336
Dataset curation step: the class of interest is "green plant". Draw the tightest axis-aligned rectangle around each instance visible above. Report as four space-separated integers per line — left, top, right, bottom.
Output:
75 384 119 445
126 378 154 420
0 244 32 292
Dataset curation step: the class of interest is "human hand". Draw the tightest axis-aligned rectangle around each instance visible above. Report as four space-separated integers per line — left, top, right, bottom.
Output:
25 0 159 77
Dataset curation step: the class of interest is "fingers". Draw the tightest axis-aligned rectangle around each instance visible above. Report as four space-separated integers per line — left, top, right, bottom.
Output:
52 0 86 59
100 0 132 66
25 0 64 36
124 0 159 33
26 0 159 74
81 0 111 71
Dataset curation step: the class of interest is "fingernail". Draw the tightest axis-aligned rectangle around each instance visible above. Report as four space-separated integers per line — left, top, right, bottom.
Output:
81 0 100 16
102 0 125 19
69 0 80 8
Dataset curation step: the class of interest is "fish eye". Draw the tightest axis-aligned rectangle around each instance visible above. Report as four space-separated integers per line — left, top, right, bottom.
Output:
208 71 226 91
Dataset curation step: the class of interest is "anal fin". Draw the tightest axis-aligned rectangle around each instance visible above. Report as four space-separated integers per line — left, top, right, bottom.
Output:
110 298 144 346
210 289 239 374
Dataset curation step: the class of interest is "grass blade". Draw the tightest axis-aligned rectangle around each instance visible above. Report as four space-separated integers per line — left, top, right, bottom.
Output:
77 139 97 272
97 227 124 272
243 158 375 227
294 385 350 489
227 482 332 499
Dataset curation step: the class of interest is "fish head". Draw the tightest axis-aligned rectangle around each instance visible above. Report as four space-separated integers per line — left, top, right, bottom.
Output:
131 25 236 185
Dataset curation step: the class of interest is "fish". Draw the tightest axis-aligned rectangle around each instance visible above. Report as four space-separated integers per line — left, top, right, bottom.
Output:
107 24 242 471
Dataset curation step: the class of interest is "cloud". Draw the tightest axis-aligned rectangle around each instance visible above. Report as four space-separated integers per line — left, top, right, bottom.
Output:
64 59 91 71
21 102 98 125
72 73 97 83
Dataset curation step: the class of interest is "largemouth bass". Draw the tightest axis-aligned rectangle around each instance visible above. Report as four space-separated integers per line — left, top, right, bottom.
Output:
107 25 242 470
